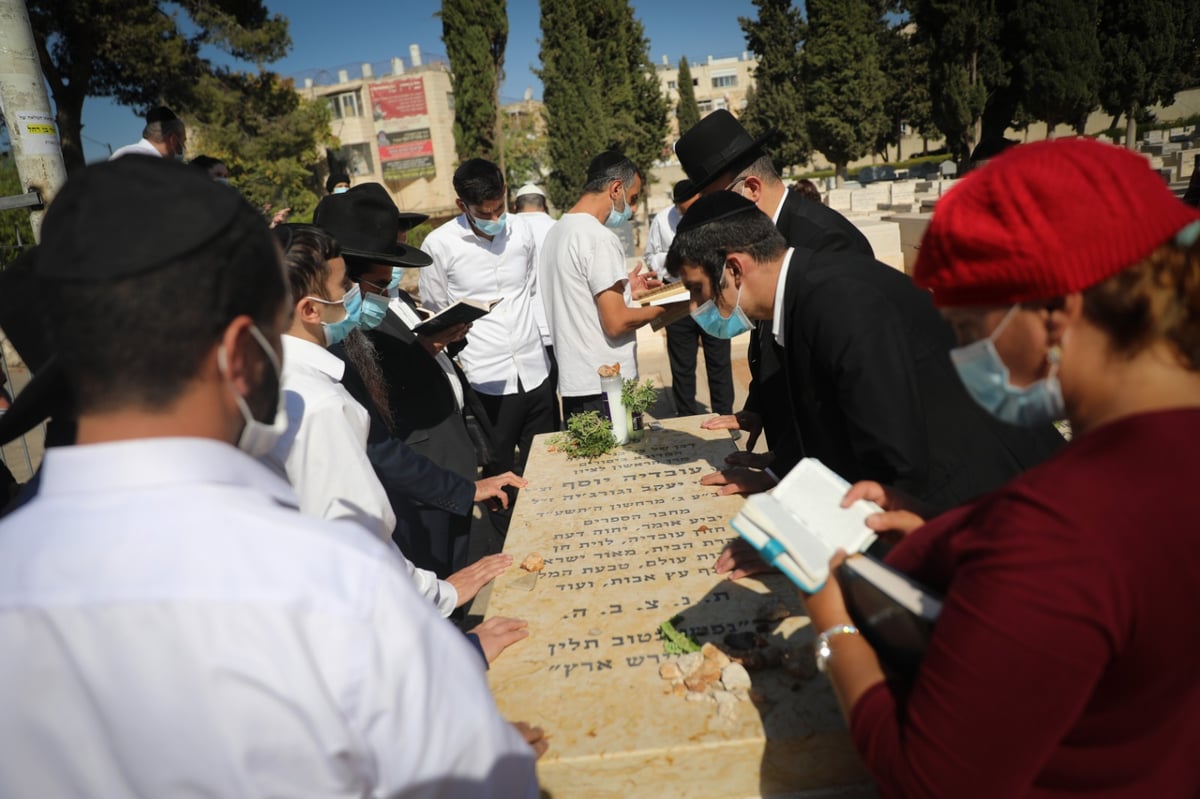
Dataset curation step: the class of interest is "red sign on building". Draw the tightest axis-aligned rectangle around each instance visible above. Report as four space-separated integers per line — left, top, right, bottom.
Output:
370 77 427 120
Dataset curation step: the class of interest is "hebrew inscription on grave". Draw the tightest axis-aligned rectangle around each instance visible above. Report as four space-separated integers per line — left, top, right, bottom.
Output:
484 417 874 798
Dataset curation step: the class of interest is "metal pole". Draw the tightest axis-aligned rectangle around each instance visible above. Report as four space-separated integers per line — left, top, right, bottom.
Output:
0 0 67 243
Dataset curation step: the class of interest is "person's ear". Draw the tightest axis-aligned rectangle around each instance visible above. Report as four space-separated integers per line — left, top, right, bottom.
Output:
609 180 623 202
295 295 323 327
742 175 764 203
215 316 259 398
455 198 467 215
1047 293 1082 348
724 253 749 288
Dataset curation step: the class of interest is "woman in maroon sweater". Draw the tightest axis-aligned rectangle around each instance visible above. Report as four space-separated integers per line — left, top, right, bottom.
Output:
803 138 1200 798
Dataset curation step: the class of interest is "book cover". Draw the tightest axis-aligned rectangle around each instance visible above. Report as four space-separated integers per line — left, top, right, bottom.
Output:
413 298 503 336
835 553 942 681
728 458 881 592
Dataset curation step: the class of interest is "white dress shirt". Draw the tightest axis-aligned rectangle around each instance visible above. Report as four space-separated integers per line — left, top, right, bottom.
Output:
643 204 682 278
0 437 537 797
420 215 550 395
518 211 557 346
266 335 457 614
109 138 163 160
772 247 797 347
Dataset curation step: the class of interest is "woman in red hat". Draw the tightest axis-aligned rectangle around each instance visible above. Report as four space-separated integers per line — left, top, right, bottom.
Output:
802 138 1200 797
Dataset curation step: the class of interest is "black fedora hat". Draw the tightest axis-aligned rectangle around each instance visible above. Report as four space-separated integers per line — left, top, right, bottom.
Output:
314 184 433 267
397 211 430 232
0 248 71 446
674 110 775 193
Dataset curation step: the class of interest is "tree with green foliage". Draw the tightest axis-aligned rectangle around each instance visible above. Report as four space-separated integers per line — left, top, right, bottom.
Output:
538 0 666 209
1097 0 1184 149
187 70 334 224
676 57 701 134
500 103 549 190
1010 0 1100 137
612 3 669 190
804 0 888 184
910 0 1007 164
26 0 289 172
739 0 810 172
440 0 507 165
537 0 606 210
874 16 933 161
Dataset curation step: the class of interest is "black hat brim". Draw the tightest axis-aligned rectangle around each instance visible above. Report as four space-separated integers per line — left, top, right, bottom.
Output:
341 242 433 268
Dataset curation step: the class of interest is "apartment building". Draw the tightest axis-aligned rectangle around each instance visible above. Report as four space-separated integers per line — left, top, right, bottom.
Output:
294 45 458 217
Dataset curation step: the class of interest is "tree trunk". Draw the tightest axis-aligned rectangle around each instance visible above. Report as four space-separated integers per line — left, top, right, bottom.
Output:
1125 103 1137 151
835 162 847 188
54 90 88 172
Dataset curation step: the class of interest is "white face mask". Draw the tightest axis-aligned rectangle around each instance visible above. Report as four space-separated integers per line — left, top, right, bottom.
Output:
217 324 288 457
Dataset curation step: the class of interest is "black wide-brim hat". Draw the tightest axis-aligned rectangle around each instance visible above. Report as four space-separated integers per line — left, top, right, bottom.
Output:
0 248 70 446
674 110 776 193
397 211 430 232
313 183 433 267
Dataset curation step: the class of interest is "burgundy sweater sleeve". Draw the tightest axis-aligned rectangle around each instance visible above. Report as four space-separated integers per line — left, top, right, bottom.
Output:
848 494 1126 798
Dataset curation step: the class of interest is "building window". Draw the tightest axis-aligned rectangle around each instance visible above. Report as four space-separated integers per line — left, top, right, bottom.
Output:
667 80 677 90
697 99 713 115
327 91 362 119
712 74 738 89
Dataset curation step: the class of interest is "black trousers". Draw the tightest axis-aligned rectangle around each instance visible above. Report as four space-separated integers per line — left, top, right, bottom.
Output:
476 375 558 476
665 315 735 415
544 345 561 431
560 393 608 423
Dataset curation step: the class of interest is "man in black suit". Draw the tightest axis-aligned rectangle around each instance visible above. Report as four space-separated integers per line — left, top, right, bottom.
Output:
675 111 876 473
665 192 1064 513
313 186 524 577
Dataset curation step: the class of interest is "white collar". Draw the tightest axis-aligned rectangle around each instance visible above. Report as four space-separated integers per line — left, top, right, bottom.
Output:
772 248 796 347
769 187 788 225
38 437 299 508
282 335 345 382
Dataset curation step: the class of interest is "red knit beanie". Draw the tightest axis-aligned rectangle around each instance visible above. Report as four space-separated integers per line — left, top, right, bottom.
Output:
914 138 1200 307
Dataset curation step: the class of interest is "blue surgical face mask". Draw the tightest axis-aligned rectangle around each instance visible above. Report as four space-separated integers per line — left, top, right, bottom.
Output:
332 186 349 195
216 324 288 458
308 284 361 347
359 291 389 330
950 305 1065 427
472 212 507 237
605 187 633 228
690 265 752 339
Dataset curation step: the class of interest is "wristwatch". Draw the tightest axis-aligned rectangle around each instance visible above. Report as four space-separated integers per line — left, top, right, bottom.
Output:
815 623 859 673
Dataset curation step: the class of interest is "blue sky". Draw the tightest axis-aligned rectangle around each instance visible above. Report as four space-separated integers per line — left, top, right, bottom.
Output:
78 0 763 162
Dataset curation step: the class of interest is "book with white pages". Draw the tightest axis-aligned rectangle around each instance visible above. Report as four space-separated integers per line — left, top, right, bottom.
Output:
728 458 882 592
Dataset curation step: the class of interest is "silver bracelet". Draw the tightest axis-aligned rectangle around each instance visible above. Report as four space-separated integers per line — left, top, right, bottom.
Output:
815 623 859 673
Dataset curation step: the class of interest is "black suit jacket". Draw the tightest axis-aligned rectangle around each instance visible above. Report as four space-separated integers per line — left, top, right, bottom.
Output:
773 247 1063 512
745 191 876 463
332 294 494 575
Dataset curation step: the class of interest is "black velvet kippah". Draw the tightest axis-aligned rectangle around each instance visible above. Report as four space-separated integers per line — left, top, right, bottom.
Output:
37 156 247 281
146 106 178 124
675 191 760 236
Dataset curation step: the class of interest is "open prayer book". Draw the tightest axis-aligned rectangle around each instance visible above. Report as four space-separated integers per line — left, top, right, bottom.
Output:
836 553 942 681
636 281 689 307
413 298 503 336
729 458 881 592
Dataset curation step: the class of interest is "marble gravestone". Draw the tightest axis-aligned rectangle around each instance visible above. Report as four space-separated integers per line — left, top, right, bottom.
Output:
483 417 875 798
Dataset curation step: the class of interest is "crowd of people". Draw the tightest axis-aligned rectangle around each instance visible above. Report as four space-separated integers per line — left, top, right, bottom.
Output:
0 98 1196 797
